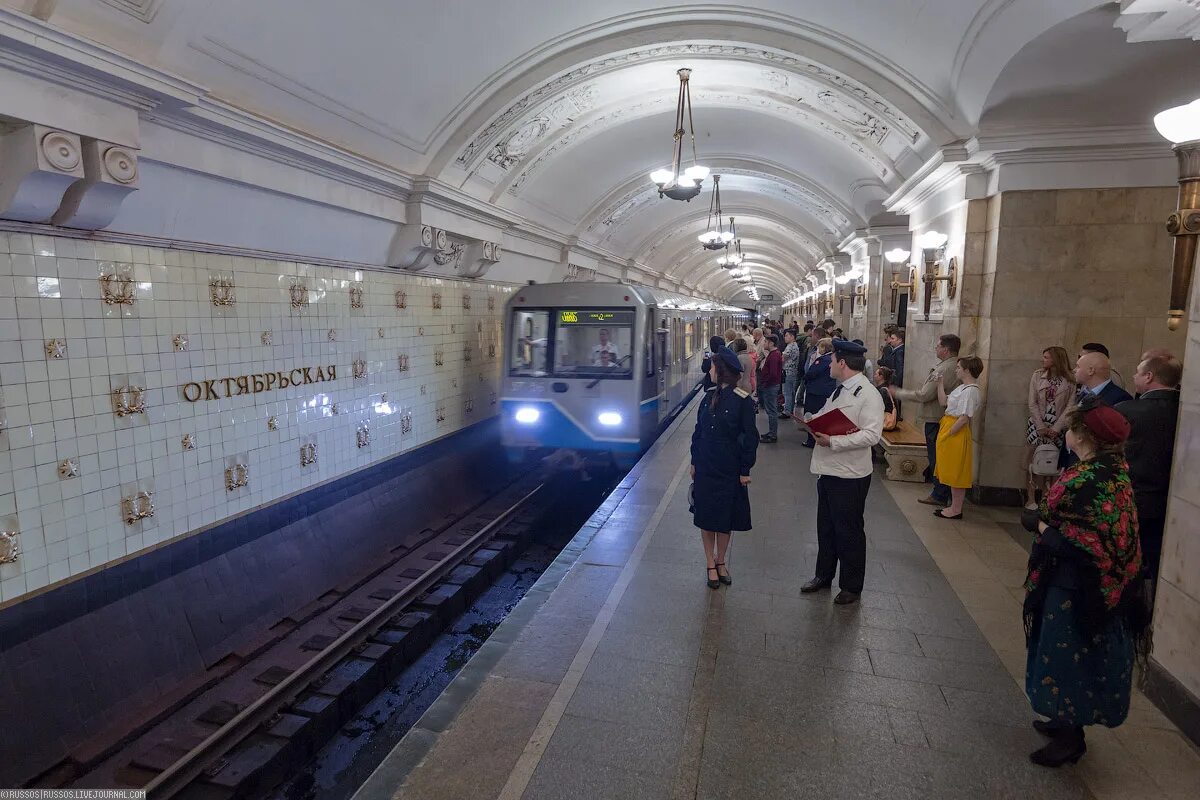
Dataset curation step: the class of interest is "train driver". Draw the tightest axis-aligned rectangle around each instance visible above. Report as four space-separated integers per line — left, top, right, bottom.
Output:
592 328 621 366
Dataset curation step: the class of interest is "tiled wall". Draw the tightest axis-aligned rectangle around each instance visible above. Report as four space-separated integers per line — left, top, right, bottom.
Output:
0 231 514 605
970 188 1186 490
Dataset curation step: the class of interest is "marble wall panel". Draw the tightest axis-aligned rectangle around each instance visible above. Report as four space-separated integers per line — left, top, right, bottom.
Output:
0 232 515 605
1152 580 1200 701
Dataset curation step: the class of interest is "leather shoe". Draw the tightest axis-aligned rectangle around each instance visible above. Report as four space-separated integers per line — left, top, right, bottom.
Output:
917 495 947 506
833 590 860 605
800 578 831 593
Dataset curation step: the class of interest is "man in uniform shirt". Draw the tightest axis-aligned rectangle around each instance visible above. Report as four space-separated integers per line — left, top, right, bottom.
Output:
591 328 620 365
799 339 885 605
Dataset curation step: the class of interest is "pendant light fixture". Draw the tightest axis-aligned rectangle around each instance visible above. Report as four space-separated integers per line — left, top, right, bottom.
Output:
718 218 743 267
649 68 710 201
698 176 733 249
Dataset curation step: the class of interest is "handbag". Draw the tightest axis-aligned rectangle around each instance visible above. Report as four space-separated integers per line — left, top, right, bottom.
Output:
883 407 898 431
1030 442 1060 476
688 482 695 513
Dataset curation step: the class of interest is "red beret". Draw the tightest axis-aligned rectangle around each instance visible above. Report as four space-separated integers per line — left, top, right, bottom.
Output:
1082 404 1131 444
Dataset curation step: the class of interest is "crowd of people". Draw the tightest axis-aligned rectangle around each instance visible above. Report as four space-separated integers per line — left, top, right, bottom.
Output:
689 314 1183 769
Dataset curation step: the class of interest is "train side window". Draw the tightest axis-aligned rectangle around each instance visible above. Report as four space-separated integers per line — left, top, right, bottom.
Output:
658 321 669 371
509 309 549 376
645 311 654 376
684 321 694 358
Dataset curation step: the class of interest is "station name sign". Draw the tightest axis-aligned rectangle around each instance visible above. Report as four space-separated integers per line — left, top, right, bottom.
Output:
182 364 337 402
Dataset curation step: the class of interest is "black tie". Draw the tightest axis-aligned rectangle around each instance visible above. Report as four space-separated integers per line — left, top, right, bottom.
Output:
831 385 843 401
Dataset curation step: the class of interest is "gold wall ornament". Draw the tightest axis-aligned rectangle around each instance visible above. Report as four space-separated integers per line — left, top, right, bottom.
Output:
112 384 147 417
224 463 249 492
464 397 474 413
100 272 135 306
490 391 497 406
398 354 410 372
300 442 317 467
182 433 196 450
352 358 367 379
401 412 413 434
395 290 407 309
58 459 79 479
0 530 18 564
332 403 342 415
267 416 279 431
209 278 236 306
289 282 310 309
463 345 472 363
45 338 67 359
1166 143 1200 330
436 405 446 424
261 331 273 346
432 292 443 309
173 334 188 352
349 284 365 310
488 296 495 311
356 423 370 448
435 350 445 367
122 490 155 525
488 342 496 359
462 293 471 310
328 329 337 342
378 327 385 338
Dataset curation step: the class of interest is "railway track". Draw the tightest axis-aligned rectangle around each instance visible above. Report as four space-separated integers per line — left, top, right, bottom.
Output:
67 474 551 799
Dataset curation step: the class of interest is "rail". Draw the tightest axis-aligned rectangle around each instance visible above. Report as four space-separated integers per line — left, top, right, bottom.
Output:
143 482 546 800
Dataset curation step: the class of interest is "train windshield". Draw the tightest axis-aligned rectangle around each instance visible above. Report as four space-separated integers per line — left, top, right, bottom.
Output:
510 309 550 376
552 309 634 378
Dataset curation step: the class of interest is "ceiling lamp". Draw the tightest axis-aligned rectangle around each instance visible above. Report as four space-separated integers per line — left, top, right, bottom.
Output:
649 68 710 202
697 178 733 249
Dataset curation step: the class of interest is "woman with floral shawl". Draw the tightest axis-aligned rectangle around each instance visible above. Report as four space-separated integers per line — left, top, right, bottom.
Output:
1020 396 1151 767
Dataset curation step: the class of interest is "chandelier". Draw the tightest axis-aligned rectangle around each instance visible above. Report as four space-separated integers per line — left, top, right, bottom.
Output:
718 219 743 267
698 176 733 249
649 68 710 201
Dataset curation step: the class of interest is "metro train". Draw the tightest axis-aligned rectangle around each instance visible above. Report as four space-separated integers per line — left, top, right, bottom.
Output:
500 281 751 467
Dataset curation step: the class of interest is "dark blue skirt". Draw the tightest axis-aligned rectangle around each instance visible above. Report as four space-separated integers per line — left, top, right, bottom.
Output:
1025 586 1134 727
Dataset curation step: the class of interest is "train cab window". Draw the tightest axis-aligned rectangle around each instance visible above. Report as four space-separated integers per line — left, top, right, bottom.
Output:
509 309 550 376
552 309 634 378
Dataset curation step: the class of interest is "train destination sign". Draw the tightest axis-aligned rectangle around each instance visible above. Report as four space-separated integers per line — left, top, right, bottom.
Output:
182 364 338 402
557 310 634 325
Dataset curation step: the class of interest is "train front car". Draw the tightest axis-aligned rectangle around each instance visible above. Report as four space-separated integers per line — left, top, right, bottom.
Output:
501 282 749 469
501 283 649 468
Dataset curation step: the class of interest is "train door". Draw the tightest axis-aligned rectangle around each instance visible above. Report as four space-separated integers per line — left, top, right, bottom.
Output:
656 313 670 423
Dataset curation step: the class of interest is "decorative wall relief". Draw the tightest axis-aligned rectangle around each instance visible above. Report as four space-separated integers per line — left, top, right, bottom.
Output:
224 463 249 492
490 391 497 406
388 224 436 271
261 330 273 346
349 283 365 311
52 138 141 230
463 345 473 363
401 412 413 435
289 282 310 309
398 354 410 372
112 383 146 417
45 338 66 359
331 403 342 415
267 416 279 431
99 264 136 310
464 396 474 413
209 276 236 307
436 405 446 424
182 433 196 451
122 490 154 525
432 292 442 310
299 440 317 468
0 125 84 223
356 422 370 448
395 290 407 310
328 329 338 342
433 242 465 268
352 357 368 380
462 293 471 310
378 327 386 338
435 350 445 367
0 529 18 564
58 459 79 479
488 296 495 311
173 334 188 352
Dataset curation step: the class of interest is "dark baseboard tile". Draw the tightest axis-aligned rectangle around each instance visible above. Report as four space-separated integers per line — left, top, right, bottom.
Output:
1142 656 1200 748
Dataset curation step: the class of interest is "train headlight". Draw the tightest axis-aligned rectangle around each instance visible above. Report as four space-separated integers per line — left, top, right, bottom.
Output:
514 406 541 424
597 412 622 427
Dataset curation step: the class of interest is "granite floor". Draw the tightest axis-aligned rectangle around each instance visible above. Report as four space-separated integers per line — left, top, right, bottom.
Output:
352 401 1200 800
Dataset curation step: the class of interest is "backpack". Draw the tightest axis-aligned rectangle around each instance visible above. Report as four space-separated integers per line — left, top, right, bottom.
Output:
1030 442 1060 476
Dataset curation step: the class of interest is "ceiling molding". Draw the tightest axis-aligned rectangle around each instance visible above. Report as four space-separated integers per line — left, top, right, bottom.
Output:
96 0 164 24
1115 0 1200 42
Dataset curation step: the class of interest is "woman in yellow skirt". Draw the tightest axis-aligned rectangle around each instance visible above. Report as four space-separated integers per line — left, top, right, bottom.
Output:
933 356 984 519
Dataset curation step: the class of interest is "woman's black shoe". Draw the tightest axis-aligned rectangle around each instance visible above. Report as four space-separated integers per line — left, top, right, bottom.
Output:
715 562 731 585
1033 719 1071 738
706 567 720 590
1030 727 1086 767
933 509 963 520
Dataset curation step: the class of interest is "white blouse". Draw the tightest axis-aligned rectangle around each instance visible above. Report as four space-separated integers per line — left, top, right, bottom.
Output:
946 383 981 417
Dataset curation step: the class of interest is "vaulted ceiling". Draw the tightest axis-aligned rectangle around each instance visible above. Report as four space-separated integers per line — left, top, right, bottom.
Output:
23 0 1200 302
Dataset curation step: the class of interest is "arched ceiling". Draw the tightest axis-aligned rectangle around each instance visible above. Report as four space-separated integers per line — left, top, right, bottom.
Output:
32 0 1194 301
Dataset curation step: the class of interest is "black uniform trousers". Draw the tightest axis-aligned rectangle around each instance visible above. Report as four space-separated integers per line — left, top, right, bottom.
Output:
815 474 872 593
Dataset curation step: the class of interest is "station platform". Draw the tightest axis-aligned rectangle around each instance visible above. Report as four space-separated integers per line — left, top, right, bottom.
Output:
353 397 1200 800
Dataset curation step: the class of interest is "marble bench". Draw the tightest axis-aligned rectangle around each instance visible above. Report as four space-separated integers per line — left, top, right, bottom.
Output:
877 420 928 481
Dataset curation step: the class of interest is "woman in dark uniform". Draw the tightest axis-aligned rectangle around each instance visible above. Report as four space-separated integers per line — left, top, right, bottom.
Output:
691 346 758 589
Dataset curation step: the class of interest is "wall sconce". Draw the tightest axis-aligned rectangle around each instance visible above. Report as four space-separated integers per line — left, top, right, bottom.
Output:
1155 98 1200 331
122 490 154 524
886 248 915 314
916 231 956 321
225 463 249 492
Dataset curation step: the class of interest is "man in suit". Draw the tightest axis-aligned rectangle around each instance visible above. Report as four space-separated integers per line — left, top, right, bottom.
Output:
885 328 906 388
1080 342 1126 389
893 333 961 507
1074 351 1132 407
1116 353 1183 584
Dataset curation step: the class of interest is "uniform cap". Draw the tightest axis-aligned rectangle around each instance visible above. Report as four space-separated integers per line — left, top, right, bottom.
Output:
714 346 743 373
832 338 868 356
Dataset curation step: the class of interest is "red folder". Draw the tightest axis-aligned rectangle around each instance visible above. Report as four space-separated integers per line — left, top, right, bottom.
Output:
802 408 860 437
